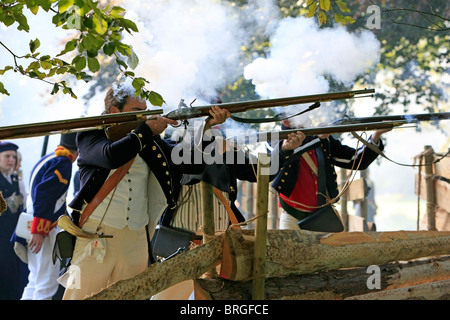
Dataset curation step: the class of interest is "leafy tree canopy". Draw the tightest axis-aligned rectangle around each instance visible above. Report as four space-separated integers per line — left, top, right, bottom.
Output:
0 0 164 106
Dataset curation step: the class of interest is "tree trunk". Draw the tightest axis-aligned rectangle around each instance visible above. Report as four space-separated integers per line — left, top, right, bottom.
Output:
194 256 450 300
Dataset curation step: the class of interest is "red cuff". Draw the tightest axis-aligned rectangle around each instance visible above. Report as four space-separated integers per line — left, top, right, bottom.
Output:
31 217 52 236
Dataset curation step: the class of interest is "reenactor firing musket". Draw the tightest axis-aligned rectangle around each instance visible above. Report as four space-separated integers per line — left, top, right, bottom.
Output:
0 89 374 141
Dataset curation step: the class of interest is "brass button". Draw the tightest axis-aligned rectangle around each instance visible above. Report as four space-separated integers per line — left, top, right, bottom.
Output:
157 154 162 158
152 146 157 150
162 162 167 166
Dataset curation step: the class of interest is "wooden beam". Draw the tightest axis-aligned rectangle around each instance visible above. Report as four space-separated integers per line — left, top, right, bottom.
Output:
220 229 450 281
195 256 450 300
252 153 270 300
345 279 450 300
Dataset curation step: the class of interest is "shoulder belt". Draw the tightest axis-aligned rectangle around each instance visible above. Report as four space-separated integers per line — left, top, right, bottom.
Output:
79 158 135 227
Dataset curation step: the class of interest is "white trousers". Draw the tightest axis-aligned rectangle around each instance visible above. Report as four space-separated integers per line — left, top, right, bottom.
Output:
62 219 148 300
21 227 61 300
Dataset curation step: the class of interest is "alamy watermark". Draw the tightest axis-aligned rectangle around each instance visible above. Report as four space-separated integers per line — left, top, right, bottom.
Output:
366 5 381 30
168 120 279 176
366 265 381 290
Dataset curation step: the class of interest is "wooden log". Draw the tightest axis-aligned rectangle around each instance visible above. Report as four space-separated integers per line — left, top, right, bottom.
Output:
219 229 450 281
425 145 436 230
86 233 224 300
345 279 450 300
195 256 450 300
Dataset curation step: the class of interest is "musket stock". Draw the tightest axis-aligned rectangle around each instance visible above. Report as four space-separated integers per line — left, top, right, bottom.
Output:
0 109 162 140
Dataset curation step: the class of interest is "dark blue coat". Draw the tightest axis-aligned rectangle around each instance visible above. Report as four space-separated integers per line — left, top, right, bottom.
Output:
69 121 207 215
271 134 384 202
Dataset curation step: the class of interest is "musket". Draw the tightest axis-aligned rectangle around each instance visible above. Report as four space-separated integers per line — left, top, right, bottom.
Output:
333 112 450 125
165 88 375 121
0 89 374 141
0 109 163 140
105 89 375 140
226 120 407 144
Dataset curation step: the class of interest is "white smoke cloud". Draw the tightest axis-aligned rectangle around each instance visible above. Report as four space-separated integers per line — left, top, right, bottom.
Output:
243 17 380 127
121 0 248 109
244 17 380 96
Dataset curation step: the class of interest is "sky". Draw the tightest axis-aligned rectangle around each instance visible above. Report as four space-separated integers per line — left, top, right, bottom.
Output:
0 0 448 230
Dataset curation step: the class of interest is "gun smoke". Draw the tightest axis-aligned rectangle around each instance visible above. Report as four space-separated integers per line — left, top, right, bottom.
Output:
120 0 380 132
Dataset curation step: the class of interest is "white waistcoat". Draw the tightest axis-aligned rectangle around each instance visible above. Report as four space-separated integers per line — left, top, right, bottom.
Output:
89 156 150 230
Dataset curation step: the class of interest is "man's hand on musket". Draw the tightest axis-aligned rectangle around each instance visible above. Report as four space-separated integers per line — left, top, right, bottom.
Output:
371 127 393 144
145 115 178 135
204 106 231 131
281 131 306 152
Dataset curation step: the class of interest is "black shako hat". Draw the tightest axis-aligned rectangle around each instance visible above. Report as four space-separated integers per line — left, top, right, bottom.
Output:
59 133 77 151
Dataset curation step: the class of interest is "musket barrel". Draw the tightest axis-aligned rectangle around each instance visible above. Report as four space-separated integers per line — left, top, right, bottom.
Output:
0 109 163 140
228 121 406 144
165 89 375 121
334 112 450 125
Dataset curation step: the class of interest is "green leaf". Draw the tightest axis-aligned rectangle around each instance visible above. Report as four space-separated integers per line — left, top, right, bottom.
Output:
127 46 139 70
109 6 126 19
103 42 116 56
14 13 30 32
148 91 165 107
344 16 355 24
37 0 52 12
116 58 128 70
92 13 108 35
115 42 131 56
58 0 75 13
72 55 86 71
0 82 10 96
132 78 145 95
2 15 16 27
318 11 327 25
51 83 59 94
87 57 100 73
0 66 13 75
80 33 104 53
319 0 330 11
335 0 350 13
40 60 53 70
307 2 317 18
119 18 138 33
58 39 78 56
29 38 40 53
